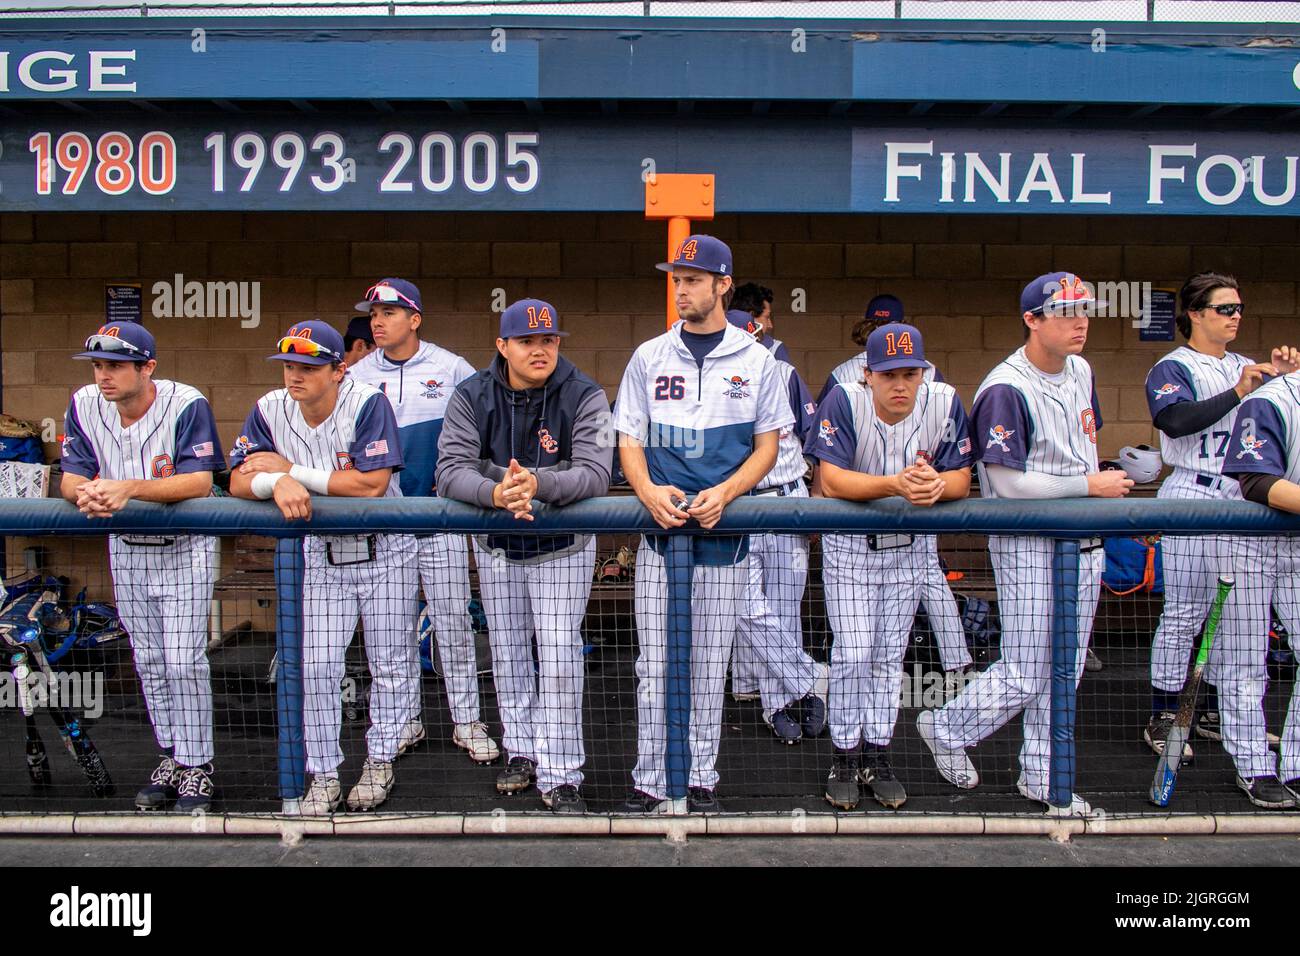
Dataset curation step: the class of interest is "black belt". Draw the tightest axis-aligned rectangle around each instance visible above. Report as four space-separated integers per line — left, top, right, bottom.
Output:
754 480 801 497
1195 474 1220 489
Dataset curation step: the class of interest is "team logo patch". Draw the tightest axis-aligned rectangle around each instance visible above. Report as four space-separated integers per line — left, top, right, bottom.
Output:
818 419 837 446
233 434 258 456
986 425 1015 452
61 435 73 455
336 452 355 470
958 437 972 455
538 427 559 454
804 402 817 416
915 449 934 466
421 379 444 399
722 375 751 399
1236 433 1268 461
151 454 175 479
1081 408 1097 445
364 439 389 458
1152 383 1181 398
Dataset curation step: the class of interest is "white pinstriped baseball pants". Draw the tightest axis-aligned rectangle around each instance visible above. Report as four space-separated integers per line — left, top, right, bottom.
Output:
110 535 217 769
302 534 420 775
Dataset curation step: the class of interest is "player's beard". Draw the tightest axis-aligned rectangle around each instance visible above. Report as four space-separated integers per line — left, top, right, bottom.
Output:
679 288 720 326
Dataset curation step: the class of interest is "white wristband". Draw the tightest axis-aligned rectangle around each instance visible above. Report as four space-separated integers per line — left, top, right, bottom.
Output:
251 471 287 500
290 464 332 496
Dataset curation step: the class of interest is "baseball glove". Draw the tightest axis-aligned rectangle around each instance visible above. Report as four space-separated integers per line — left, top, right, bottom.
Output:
0 414 40 439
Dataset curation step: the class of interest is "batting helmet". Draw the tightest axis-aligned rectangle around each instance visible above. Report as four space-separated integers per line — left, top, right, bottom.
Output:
1118 444 1162 484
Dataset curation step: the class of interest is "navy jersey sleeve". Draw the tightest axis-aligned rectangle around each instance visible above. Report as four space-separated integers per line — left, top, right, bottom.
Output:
1145 360 1196 420
1224 397 1288 478
931 364 947 385
772 341 793 364
172 398 227 474
804 386 857 470
228 405 277 468
60 399 100 479
815 374 840 408
932 393 974 472
1091 374 1103 432
971 383 1032 470
350 392 404 472
787 369 818 445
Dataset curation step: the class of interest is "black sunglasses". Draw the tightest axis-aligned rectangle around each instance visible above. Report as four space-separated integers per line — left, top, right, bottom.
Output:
1202 303 1244 318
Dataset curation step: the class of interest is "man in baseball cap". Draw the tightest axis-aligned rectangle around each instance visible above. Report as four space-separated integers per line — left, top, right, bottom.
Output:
437 298 610 813
343 316 376 368
806 321 974 809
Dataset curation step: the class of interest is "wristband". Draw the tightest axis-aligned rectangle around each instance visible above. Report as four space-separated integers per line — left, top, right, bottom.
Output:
290 464 332 496
250 471 287 500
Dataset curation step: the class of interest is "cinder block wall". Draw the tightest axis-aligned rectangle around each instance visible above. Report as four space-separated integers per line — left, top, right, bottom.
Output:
3 211 1299 461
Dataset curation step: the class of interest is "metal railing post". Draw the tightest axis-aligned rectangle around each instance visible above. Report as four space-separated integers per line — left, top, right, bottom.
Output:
664 535 694 802
274 537 307 809
1049 537 1081 809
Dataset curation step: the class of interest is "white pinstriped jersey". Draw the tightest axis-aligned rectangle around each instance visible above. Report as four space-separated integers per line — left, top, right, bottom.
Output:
971 348 1100 498
349 341 475 498
1147 345 1252 484
229 377 405 497
1227 373 1300 486
62 379 225 481
808 380 972 477
763 360 817 489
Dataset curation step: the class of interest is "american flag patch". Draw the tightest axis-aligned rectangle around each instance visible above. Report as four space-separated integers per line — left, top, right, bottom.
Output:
192 441 214 457
958 438 972 454
364 439 389 458
804 402 817 415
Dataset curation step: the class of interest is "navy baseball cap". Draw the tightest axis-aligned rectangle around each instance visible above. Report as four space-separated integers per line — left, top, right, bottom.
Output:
1020 272 1102 316
344 315 375 344
268 320 346 366
499 298 568 339
866 323 927 372
725 309 762 338
865 294 904 325
73 322 156 363
656 234 733 276
355 278 423 315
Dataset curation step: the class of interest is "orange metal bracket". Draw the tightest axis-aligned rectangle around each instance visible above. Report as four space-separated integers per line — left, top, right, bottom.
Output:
644 174 715 329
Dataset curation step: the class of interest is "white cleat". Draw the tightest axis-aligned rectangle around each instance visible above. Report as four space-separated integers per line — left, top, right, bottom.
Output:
453 721 501 764
396 720 426 758
346 759 395 812
300 774 342 817
1017 775 1098 818
917 710 979 789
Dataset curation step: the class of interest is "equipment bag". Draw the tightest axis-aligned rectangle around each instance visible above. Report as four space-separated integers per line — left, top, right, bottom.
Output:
1102 535 1164 595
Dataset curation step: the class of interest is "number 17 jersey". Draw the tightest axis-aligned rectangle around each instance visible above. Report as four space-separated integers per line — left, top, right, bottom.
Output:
1146 345 1251 492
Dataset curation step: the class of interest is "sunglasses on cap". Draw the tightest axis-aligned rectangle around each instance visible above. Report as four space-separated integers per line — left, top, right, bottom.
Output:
83 333 147 357
276 335 343 362
362 283 420 311
1202 302 1244 318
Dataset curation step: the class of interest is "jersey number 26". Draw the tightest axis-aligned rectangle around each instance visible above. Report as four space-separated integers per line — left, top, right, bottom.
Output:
654 375 685 400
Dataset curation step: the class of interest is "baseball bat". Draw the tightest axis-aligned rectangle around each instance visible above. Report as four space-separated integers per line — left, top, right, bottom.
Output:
24 715 50 787
1150 574 1234 807
27 642 114 798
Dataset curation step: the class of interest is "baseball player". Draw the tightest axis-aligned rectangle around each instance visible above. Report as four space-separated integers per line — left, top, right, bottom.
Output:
1144 272 1299 770
348 278 500 765
808 322 973 809
817 294 971 681
436 299 612 813
615 235 792 813
343 315 376 368
722 309 828 745
1223 368 1300 807
916 272 1132 817
730 282 792 364
60 321 225 813
228 320 419 815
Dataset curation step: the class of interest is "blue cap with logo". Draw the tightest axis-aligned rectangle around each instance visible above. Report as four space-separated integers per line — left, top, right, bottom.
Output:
1020 271 1100 317
344 315 375 344
865 294 904 325
656 234 733 276
355 278 423 315
866 322 927 372
499 298 568 339
268 320 347 366
73 321 156 363
725 309 762 338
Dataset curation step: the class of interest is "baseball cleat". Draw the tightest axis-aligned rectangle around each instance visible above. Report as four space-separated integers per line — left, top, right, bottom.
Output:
1144 712 1194 762
300 774 342 816
396 720 426 758
135 754 181 812
1283 778 1300 806
731 686 761 703
618 789 667 814
801 666 829 738
1194 711 1222 741
174 763 214 814
541 784 587 814
860 748 907 809
453 721 501 764
824 751 862 810
1236 774 1296 810
1016 776 1097 818
917 710 979 789
766 707 802 745
347 759 395 812
495 755 537 794
1084 647 1103 672
687 787 722 813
